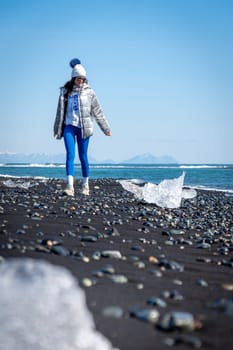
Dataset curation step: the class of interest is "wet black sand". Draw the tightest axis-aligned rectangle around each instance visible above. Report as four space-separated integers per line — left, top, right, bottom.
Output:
0 177 232 350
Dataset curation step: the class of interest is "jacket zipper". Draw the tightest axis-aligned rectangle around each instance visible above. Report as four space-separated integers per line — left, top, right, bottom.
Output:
78 86 84 138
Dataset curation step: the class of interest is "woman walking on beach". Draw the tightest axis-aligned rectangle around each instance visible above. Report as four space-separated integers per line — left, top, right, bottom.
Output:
54 58 111 196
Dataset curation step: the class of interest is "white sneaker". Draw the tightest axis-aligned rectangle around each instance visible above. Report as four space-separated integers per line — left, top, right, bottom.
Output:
81 183 89 196
63 185 74 196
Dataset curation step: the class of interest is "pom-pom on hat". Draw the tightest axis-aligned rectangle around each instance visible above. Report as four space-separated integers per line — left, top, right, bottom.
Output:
69 58 86 78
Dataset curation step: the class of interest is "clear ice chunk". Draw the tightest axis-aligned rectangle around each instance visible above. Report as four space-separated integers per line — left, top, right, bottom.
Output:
119 172 196 208
3 179 33 189
0 258 116 350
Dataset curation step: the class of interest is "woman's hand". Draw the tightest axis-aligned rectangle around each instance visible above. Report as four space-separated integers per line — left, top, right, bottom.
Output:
105 131 112 136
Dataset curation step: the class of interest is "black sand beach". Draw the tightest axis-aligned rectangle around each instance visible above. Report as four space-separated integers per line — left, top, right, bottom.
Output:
0 177 233 350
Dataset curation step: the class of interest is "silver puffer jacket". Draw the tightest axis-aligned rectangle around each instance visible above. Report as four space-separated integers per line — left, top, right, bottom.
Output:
53 83 111 139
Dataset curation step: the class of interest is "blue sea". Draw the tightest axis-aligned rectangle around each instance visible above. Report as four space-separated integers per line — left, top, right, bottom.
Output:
0 163 233 193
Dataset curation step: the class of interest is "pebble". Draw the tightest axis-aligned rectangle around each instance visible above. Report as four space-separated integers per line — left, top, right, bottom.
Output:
82 277 96 287
149 269 163 277
196 257 212 263
164 335 202 348
92 251 101 260
158 311 197 331
148 256 159 264
36 231 45 237
170 229 185 235
196 242 211 249
173 279 183 286
165 240 174 246
107 227 120 236
67 231 77 237
129 255 140 262
101 265 115 274
208 298 233 312
222 283 233 291
16 229 26 235
162 289 184 301
101 250 122 259
102 306 124 318
35 244 51 253
197 279 208 287
133 261 146 269
221 258 233 268
41 237 63 247
92 270 104 278
218 246 229 255
147 297 167 308
131 245 145 252
110 274 128 284
82 224 96 231
129 307 160 324
136 283 144 290
51 246 70 256
158 259 184 272
80 256 90 263
80 235 98 243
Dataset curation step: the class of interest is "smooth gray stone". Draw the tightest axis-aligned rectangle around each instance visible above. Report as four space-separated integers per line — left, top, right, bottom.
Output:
196 242 211 249
147 297 167 308
129 307 160 324
102 306 124 318
197 279 208 287
110 275 128 284
80 235 98 242
101 250 122 259
170 229 185 235
101 265 115 274
158 311 195 331
41 237 63 246
51 246 70 256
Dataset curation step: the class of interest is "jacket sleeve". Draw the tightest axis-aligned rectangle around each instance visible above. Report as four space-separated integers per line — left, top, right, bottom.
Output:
90 91 111 134
53 88 66 139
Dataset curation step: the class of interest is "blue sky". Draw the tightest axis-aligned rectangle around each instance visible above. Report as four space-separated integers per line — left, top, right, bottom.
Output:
0 0 232 163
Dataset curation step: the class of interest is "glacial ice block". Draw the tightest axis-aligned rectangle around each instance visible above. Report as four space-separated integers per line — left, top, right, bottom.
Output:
0 258 116 350
119 172 196 208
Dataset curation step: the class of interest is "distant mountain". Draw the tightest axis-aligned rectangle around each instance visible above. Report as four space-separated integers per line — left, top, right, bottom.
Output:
122 153 178 164
0 152 178 164
100 159 116 164
0 152 98 164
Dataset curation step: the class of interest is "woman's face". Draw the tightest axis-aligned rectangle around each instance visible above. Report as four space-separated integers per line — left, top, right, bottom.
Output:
74 77 85 87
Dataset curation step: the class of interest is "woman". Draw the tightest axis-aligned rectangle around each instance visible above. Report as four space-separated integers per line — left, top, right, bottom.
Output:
54 58 111 196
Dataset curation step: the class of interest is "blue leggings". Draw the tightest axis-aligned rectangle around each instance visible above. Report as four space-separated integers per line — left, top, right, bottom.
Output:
63 125 90 177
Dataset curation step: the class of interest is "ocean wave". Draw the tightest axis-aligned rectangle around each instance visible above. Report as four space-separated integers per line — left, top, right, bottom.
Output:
91 164 233 170
0 163 65 168
28 163 62 168
179 165 231 169
193 185 233 194
0 163 232 169
90 165 180 169
0 174 48 180
91 165 129 169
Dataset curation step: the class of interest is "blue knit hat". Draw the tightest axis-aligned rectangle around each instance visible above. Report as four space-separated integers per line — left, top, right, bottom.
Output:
69 58 86 78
